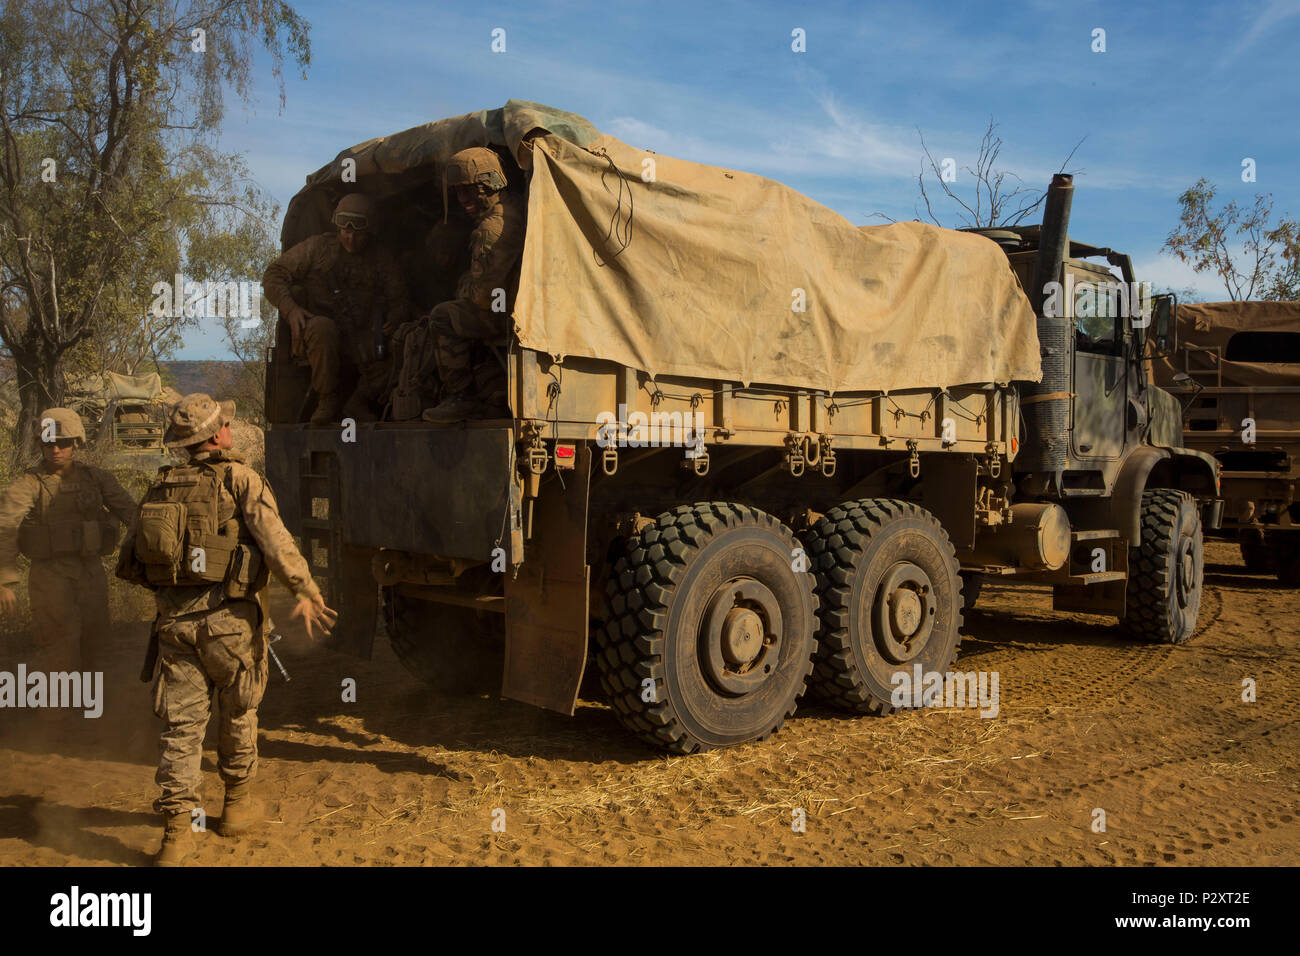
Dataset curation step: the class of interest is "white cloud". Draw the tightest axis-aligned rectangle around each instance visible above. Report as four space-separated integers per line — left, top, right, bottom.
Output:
1218 0 1300 69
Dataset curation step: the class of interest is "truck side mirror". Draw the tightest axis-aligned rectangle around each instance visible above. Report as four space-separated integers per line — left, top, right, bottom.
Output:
1152 294 1176 353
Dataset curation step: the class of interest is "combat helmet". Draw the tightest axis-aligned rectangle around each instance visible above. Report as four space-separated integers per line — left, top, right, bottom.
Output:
36 407 86 447
332 193 376 232
442 147 508 221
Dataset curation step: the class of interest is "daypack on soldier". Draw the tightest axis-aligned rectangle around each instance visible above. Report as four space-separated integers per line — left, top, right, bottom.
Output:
131 459 267 597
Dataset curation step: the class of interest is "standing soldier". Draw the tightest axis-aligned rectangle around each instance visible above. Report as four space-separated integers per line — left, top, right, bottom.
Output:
396 147 526 422
116 394 336 866
0 408 137 671
262 193 410 424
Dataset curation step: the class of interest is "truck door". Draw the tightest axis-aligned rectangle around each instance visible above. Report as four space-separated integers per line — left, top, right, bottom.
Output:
1071 273 1127 461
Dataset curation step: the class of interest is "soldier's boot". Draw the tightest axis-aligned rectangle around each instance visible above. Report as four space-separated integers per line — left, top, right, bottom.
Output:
155 812 195 867
310 391 343 425
421 391 481 423
220 781 264 836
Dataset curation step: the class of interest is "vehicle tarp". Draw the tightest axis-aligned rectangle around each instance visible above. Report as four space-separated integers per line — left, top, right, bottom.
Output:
65 370 164 403
283 100 1042 394
103 370 164 401
1152 300 1300 388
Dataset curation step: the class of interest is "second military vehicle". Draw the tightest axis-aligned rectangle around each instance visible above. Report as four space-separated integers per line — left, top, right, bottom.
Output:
1153 300 1300 585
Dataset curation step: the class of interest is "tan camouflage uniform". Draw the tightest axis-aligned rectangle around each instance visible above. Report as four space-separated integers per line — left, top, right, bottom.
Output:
261 231 410 416
396 190 526 416
433 189 526 403
0 462 137 670
122 446 322 816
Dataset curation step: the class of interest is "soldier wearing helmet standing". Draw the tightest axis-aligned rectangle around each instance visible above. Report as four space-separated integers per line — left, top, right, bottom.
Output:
395 147 526 422
0 409 138 670
116 394 336 865
262 193 410 424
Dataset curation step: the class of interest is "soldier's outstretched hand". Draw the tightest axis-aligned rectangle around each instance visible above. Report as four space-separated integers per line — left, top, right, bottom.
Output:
291 594 338 641
0 585 16 615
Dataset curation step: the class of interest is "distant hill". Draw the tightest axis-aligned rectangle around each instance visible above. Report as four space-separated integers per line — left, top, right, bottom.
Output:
161 360 244 397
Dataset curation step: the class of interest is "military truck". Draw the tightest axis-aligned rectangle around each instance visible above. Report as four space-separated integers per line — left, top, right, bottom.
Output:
265 102 1220 754
67 370 172 468
1152 301 1300 585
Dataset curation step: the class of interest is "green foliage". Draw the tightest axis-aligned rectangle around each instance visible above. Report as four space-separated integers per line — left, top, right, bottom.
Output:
1164 179 1300 302
0 0 310 451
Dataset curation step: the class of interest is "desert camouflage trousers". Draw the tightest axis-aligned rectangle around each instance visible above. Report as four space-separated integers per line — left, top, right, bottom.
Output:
301 313 391 417
28 558 110 672
390 298 507 419
151 600 268 816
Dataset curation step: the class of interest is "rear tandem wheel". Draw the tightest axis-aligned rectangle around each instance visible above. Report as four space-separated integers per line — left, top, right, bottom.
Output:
595 502 818 754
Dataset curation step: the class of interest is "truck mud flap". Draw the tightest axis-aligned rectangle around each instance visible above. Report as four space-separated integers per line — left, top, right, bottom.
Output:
502 444 591 715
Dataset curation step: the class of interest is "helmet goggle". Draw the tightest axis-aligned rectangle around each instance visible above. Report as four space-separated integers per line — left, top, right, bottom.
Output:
333 211 370 231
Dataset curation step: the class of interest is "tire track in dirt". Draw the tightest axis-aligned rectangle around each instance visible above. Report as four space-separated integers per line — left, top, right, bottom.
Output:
972 583 1226 713
1055 717 1299 798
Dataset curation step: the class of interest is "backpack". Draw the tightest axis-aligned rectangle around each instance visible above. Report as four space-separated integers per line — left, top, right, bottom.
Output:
132 458 267 597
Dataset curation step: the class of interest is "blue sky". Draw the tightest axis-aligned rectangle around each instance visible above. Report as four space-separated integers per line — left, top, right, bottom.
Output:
180 0 1300 357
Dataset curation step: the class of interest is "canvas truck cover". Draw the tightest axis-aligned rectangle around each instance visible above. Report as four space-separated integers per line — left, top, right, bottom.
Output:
103 370 164 401
66 370 164 403
1152 300 1300 387
283 100 1041 394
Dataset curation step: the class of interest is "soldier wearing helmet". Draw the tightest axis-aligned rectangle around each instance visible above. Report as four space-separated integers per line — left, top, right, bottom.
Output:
262 192 411 424
116 393 335 865
0 408 138 670
392 147 526 422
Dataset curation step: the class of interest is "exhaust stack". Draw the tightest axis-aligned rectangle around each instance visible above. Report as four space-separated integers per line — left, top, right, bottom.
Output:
1018 174 1075 476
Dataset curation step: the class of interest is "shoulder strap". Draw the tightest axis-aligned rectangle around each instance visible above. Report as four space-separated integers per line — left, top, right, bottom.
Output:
25 469 59 521
194 458 242 524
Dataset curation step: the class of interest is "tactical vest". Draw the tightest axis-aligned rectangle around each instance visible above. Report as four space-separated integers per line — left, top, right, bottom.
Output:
17 465 120 560
133 457 268 598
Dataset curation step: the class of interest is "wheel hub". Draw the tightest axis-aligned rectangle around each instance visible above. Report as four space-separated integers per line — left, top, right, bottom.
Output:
700 578 783 696
874 562 938 664
721 607 765 665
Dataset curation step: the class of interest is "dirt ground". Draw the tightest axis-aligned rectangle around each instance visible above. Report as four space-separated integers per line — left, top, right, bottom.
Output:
0 538 1295 866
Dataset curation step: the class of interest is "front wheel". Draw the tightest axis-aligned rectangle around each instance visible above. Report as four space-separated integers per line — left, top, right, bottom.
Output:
1122 489 1203 644
595 502 817 754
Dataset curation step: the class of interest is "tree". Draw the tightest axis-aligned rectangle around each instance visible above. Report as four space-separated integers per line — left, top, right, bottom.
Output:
0 0 309 451
908 117 1082 229
1163 179 1300 301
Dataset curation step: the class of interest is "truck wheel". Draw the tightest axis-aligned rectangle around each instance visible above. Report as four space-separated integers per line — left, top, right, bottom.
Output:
382 588 504 694
802 499 963 714
960 571 983 610
1122 489 1203 644
1238 529 1273 572
595 502 817 754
